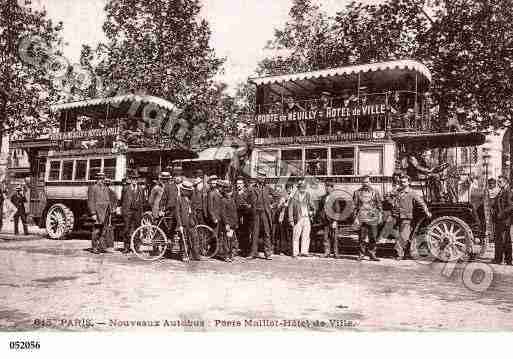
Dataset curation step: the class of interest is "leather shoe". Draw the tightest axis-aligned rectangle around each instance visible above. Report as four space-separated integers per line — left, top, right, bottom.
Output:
264 256 272 260
357 254 363 261
370 256 380 262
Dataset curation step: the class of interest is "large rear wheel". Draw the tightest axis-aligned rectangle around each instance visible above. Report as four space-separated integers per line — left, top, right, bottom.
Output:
130 224 168 261
425 216 473 262
45 204 74 240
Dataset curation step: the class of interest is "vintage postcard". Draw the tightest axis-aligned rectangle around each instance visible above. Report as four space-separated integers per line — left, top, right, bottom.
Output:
1 1 513 352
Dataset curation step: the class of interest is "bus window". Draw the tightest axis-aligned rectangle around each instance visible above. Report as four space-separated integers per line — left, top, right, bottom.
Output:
256 150 279 177
359 147 383 175
305 148 327 176
331 147 354 176
48 160 61 181
37 159 46 182
104 158 116 179
75 160 87 180
281 149 302 176
89 159 102 180
62 160 74 181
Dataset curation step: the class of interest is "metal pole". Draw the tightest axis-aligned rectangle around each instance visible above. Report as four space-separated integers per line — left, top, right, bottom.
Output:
414 73 418 130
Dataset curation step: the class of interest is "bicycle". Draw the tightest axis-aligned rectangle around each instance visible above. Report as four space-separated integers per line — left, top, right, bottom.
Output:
130 213 219 261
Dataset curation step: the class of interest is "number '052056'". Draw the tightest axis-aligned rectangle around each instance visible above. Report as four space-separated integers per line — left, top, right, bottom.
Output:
9 341 40 350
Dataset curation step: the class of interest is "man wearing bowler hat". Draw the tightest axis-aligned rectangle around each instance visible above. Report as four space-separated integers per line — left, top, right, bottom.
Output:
248 171 273 260
120 172 146 253
87 172 116 254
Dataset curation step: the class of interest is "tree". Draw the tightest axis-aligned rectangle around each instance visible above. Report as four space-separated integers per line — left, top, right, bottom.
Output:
94 0 224 108
0 0 64 144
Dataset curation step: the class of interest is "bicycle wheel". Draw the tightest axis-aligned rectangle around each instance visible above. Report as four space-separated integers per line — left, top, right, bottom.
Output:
195 224 218 258
130 224 168 261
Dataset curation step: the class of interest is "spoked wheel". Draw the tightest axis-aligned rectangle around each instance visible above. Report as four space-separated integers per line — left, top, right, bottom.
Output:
141 211 154 226
425 216 474 262
45 204 74 240
195 224 218 258
130 224 168 261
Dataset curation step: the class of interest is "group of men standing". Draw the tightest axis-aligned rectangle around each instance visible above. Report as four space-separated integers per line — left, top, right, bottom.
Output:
86 164 513 264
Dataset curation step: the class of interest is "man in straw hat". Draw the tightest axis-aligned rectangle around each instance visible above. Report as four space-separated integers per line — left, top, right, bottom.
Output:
175 180 201 261
87 172 117 254
248 170 274 260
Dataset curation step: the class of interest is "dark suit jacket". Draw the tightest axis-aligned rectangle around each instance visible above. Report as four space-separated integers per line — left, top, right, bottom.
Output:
162 182 179 211
121 185 146 215
248 185 273 222
288 191 314 225
11 193 27 214
87 183 116 224
494 188 513 225
175 196 196 229
208 189 223 223
234 189 251 216
221 196 239 228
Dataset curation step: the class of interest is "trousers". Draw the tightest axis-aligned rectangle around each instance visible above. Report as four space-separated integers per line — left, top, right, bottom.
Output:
250 211 272 257
395 219 411 258
494 222 512 264
358 222 378 256
123 209 142 249
292 217 311 256
323 224 338 255
14 212 28 235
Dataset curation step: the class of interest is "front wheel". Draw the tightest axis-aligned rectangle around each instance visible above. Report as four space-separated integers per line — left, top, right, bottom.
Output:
130 224 168 261
425 216 474 262
195 224 218 258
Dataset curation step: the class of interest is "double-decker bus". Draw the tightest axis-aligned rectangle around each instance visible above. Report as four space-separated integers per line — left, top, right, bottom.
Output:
11 94 196 240
247 60 488 261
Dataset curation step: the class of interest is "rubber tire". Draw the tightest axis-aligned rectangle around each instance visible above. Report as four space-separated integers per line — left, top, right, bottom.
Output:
46 204 75 240
130 224 168 261
425 216 474 262
195 224 218 258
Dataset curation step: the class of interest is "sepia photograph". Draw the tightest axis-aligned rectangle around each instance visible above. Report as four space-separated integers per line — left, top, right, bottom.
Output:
1 0 513 353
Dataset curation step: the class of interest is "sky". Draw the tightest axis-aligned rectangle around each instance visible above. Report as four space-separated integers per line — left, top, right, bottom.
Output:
33 0 355 92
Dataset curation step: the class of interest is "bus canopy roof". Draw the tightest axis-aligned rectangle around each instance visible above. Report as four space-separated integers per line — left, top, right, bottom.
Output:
249 59 431 97
50 94 179 120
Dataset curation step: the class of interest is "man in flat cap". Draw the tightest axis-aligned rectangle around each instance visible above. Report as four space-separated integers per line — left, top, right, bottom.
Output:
88 172 117 253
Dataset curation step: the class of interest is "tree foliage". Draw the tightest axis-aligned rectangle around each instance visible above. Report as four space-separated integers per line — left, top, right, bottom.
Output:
94 0 224 108
0 0 64 142
257 0 513 130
